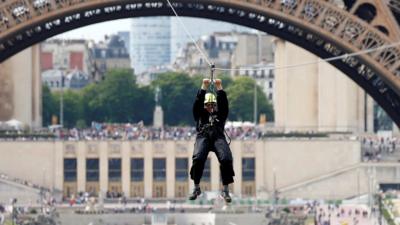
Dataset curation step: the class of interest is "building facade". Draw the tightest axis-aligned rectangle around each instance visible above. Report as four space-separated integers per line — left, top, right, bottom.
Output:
235 62 275 103
42 70 89 90
40 39 90 74
0 46 42 129
175 32 274 77
274 39 374 133
230 32 274 69
117 31 130 54
130 17 251 75
90 34 131 82
0 139 367 200
170 17 250 64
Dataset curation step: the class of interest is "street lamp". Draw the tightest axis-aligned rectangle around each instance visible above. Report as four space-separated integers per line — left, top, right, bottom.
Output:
11 198 16 225
60 69 64 128
272 168 278 208
59 39 66 128
253 79 258 125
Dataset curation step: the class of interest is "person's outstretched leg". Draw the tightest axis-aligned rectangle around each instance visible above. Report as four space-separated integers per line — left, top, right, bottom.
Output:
189 136 209 200
213 138 234 203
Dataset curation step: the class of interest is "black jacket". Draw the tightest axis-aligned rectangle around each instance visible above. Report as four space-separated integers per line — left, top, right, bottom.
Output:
193 89 229 137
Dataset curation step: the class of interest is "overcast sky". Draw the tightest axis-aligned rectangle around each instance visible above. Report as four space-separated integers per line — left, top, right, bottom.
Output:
53 19 131 42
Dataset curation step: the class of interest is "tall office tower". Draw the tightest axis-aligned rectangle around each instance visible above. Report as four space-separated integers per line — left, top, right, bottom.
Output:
170 17 250 64
130 17 171 74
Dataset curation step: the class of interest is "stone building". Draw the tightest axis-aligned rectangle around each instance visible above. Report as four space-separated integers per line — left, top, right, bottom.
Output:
0 46 42 129
90 34 131 82
0 139 371 200
274 39 374 133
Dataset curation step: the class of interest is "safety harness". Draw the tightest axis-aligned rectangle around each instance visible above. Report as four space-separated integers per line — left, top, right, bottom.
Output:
203 64 231 145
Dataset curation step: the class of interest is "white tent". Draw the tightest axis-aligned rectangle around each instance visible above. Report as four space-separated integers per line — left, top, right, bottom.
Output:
5 119 23 130
225 121 255 128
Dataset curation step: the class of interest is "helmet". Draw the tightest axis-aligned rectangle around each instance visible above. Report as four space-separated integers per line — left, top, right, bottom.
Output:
204 93 217 105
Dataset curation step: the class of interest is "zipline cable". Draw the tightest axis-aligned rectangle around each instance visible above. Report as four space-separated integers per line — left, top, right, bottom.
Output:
166 0 213 67
214 41 400 72
165 0 400 73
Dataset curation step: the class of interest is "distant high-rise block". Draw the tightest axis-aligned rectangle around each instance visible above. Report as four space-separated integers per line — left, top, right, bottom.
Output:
130 17 171 74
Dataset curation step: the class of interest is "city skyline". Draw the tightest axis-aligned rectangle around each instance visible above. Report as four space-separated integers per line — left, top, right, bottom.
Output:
53 17 255 42
53 16 255 74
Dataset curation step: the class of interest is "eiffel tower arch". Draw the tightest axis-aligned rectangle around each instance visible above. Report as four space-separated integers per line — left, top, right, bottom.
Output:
1 0 400 125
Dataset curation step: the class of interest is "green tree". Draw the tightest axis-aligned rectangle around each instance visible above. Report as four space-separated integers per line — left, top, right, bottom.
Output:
134 86 155 125
226 77 274 122
152 72 197 125
81 83 105 124
42 85 56 126
53 90 83 128
99 69 138 123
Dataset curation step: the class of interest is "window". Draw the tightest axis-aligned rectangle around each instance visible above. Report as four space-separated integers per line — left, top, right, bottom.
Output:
86 158 99 182
69 52 83 70
269 70 274 78
153 158 166 181
131 158 144 182
64 158 77 182
175 158 188 181
242 158 255 181
269 93 273 100
202 159 211 182
108 158 121 181
269 81 273 88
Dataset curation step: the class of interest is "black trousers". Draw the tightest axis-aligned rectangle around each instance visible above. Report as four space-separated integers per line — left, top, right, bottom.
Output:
190 134 235 185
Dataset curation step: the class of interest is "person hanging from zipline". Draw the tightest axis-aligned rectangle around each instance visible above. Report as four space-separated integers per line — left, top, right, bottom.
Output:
189 77 235 203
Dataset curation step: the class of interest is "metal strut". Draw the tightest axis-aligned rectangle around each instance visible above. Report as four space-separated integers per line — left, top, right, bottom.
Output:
209 63 216 93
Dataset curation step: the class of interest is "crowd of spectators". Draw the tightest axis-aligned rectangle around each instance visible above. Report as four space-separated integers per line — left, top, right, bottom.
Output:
3 122 400 162
0 122 336 141
361 136 400 162
315 204 374 225
58 124 268 141
56 123 196 141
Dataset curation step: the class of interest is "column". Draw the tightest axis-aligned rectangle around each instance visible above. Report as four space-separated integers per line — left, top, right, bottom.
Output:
188 149 194 193
144 142 153 198
77 142 86 192
54 142 64 191
99 142 108 193
121 142 131 197
166 142 176 198
232 141 241 196
255 141 265 197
